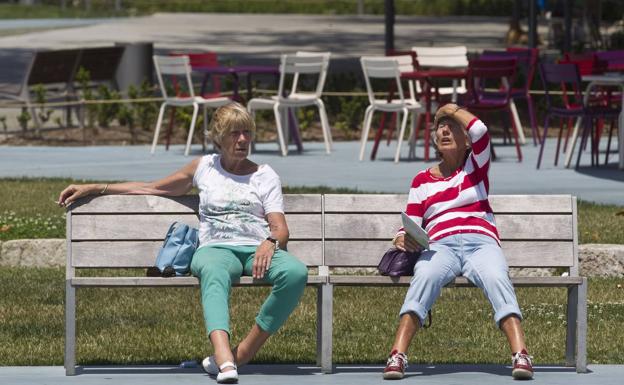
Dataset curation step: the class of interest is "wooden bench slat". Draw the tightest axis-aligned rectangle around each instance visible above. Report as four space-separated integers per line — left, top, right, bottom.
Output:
323 194 572 213
72 275 327 287
324 214 573 240
72 240 323 267
328 275 583 286
72 214 322 240
324 240 574 267
71 194 322 214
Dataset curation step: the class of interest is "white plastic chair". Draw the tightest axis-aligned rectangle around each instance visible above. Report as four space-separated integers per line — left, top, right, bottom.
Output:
151 55 230 156
359 56 425 163
247 52 332 156
412 46 468 102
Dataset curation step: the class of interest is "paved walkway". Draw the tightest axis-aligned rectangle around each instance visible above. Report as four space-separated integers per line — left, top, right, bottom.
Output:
1 137 622 205
1 364 622 385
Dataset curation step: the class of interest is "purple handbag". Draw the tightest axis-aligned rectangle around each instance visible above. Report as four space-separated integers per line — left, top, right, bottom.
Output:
377 248 421 277
377 248 432 327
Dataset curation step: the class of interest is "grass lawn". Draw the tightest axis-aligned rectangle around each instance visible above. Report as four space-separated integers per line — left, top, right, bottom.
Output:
0 267 622 366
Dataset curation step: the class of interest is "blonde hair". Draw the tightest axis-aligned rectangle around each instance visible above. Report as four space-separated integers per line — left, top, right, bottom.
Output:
209 102 256 150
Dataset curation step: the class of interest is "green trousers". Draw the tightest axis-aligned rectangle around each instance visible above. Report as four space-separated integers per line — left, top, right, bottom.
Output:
190 244 308 336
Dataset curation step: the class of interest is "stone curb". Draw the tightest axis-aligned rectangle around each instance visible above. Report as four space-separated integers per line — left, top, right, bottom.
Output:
1 239 623 277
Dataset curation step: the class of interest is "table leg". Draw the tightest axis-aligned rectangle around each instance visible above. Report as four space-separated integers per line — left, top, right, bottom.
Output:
424 102 431 161
509 101 526 145
619 96 624 170
564 81 595 168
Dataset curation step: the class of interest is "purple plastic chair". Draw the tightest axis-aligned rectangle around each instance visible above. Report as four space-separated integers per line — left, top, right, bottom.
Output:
537 62 620 169
595 50 624 71
465 58 522 162
481 48 539 146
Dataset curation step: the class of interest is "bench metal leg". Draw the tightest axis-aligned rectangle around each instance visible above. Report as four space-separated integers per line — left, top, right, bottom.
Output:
316 283 333 373
65 281 76 376
565 279 588 373
576 278 588 373
565 284 578 367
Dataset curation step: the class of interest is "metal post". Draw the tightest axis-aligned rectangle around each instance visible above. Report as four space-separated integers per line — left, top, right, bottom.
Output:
384 0 395 53
564 0 572 53
528 0 537 48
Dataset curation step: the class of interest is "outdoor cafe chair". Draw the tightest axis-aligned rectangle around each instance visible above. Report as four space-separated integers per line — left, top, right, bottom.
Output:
464 58 523 162
538 62 620 169
411 45 468 103
359 56 425 163
151 55 229 156
481 48 540 146
247 52 332 157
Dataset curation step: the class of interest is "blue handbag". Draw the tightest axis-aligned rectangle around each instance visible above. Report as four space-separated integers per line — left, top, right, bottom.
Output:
148 222 199 277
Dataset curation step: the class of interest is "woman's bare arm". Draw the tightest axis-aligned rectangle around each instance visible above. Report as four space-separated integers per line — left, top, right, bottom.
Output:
57 158 200 207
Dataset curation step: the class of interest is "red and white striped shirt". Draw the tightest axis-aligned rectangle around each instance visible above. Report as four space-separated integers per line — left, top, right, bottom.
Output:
398 118 500 244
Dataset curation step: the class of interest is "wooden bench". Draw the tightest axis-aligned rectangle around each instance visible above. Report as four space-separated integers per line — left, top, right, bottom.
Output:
65 193 587 375
323 194 587 373
64 194 329 375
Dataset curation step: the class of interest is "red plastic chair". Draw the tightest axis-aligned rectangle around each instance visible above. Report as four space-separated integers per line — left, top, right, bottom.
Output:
481 48 540 146
465 58 522 162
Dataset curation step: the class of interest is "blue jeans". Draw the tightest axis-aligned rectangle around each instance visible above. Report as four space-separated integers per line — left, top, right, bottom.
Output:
400 233 522 328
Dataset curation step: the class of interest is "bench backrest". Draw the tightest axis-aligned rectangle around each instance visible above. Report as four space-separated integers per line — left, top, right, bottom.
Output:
27 49 82 86
76 46 124 83
67 195 323 276
67 194 579 277
323 194 579 276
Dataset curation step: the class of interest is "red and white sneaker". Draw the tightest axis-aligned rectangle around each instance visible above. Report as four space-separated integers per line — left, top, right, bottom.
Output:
383 349 408 380
512 349 534 380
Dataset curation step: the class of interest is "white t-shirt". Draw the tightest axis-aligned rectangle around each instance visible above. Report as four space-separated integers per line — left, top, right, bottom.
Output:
193 154 284 248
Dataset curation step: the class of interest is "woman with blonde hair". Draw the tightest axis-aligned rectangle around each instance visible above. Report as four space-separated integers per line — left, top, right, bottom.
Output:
58 102 308 384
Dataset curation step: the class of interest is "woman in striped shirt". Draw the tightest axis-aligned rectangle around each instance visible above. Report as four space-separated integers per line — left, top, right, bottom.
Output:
382 103 533 381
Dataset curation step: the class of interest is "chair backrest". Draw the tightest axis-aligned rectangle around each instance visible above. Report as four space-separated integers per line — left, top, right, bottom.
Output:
481 48 538 92
360 56 405 105
539 62 583 110
322 194 579 276
562 52 607 75
153 55 195 99
27 48 82 87
593 50 624 71
276 52 330 100
412 45 468 68
169 51 221 97
467 58 517 104
76 46 124 84
66 195 324 273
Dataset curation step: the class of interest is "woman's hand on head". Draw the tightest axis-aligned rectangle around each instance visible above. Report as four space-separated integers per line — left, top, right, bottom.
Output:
393 233 423 253
253 240 276 279
57 184 97 207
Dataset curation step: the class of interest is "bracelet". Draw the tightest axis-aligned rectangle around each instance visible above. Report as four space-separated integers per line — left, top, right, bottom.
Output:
452 105 466 114
100 183 109 195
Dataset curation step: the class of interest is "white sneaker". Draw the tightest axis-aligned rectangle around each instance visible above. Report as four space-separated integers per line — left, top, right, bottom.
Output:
216 361 238 384
201 355 219 376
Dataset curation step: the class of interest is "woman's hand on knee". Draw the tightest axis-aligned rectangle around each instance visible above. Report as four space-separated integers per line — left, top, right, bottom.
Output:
252 241 275 279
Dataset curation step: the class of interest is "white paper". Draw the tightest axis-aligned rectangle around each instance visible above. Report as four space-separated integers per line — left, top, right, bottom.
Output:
401 212 430 249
